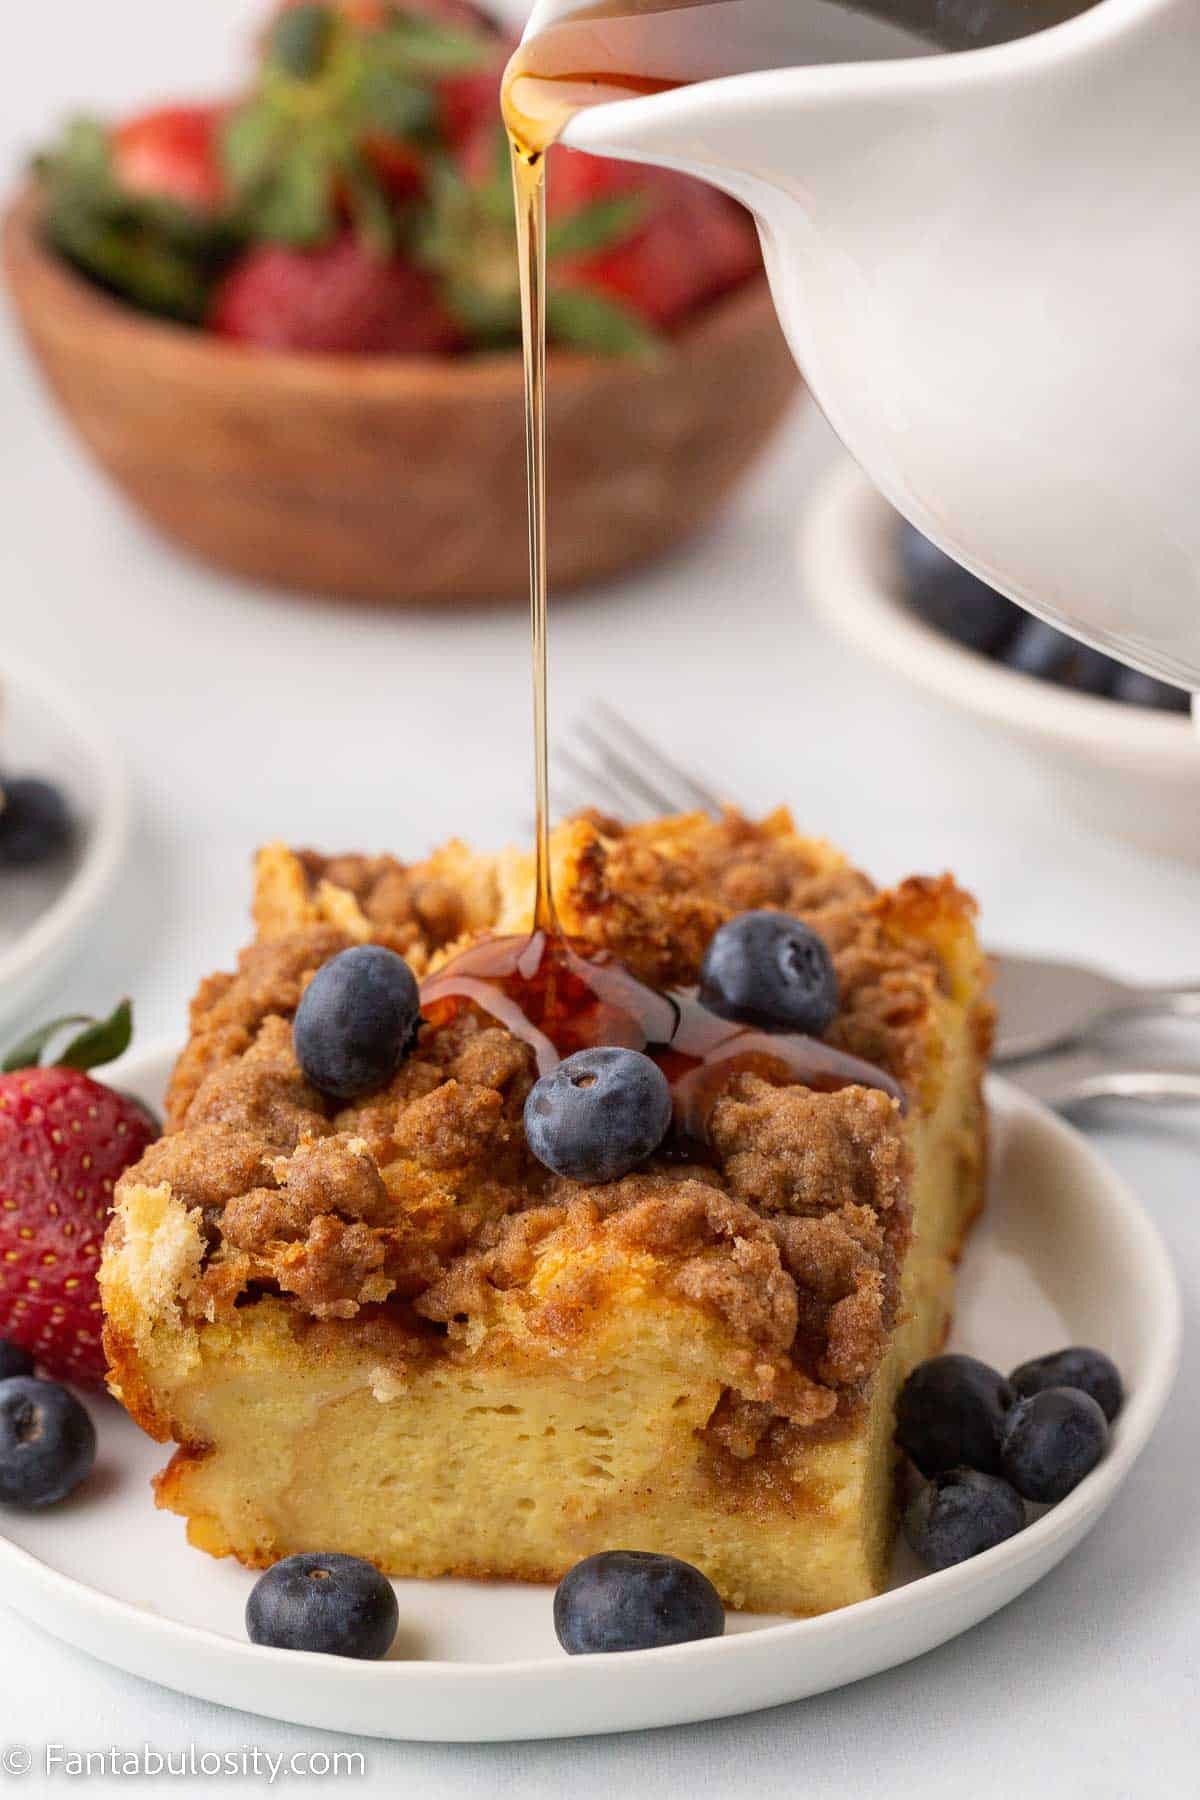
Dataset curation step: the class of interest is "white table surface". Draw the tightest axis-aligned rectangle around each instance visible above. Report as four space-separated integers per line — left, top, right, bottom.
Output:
1 4 1197 1794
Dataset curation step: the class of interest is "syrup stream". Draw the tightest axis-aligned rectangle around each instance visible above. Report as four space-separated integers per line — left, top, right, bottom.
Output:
500 0 1096 958
420 930 906 1149
418 5 914 1150
511 146 558 935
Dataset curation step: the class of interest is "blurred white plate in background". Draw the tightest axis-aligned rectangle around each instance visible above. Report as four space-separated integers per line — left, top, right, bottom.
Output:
802 458 1200 863
0 652 131 1041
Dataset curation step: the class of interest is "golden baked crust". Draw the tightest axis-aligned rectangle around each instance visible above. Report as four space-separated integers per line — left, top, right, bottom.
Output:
147 811 980 1404
101 809 991 1609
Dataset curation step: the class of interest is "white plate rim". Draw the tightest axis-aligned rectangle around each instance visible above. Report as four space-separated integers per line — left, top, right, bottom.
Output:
0 650 132 1008
0 1044 1182 1737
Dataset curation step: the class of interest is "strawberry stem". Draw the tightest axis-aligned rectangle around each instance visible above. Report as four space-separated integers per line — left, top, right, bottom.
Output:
269 4 337 80
2 999 133 1075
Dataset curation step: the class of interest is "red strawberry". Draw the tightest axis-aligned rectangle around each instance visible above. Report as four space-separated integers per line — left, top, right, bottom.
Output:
430 119 655 352
548 146 761 329
362 133 427 205
0 1004 157 1385
112 104 226 212
440 118 759 349
438 30 515 151
211 235 463 352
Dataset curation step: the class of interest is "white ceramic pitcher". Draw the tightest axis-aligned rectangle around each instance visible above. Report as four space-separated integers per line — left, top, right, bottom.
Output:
524 0 1200 687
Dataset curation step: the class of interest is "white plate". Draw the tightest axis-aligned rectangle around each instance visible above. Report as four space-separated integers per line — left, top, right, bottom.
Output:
0 1045 1179 1742
0 653 131 1037
800 458 1200 863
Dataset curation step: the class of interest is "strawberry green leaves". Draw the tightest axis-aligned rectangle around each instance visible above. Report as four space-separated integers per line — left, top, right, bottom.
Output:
546 192 645 260
225 4 490 252
221 113 352 250
37 118 236 323
417 128 659 354
2 1000 134 1076
33 3 680 355
268 3 338 79
38 6 497 316
544 192 658 355
546 287 657 357
369 9 494 76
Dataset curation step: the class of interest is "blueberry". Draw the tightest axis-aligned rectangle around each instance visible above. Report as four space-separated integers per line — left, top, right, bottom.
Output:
1067 646 1124 697
896 519 1022 654
903 1468 1025 1570
554 1550 724 1654
1003 621 1138 696
524 1046 671 1184
1010 1347 1123 1423
700 910 838 1036
895 1353 1014 1477
0 777 73 870
1111 667 1191 713
293 945 420 1101
0 1341 35 1382
246 1552 398 1659
1000 1387 1108 1503
0 1377 96 1507
1005 618 1078 681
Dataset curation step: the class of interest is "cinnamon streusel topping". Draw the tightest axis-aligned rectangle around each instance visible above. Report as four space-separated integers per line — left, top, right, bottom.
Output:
117 810 988 1428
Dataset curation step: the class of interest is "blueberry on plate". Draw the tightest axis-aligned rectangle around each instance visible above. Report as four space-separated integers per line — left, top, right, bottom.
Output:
0 776 73 870
293 944 420 1101
1010 1346 1123 1423
903 1468 1025 1570
0 1376 96 1507
554 1550 725 1654
1066 646 1124 697
896 519 1022 654
1005 624 1126 697
1005 618 1079 681
699 910 838 1036
1111 667 1191 713
895 1353 1014 1477
246 1552 398 1659
0 1341 35 1383
1000 1386 1108 1504
524 1046 672 1184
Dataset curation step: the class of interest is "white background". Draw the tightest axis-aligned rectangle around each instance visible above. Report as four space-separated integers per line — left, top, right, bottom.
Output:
1 2 1198 1793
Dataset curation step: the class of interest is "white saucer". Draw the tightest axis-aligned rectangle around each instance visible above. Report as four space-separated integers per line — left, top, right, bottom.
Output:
0 1045 1179 1742
800 458 1200 863
0 653 131 1039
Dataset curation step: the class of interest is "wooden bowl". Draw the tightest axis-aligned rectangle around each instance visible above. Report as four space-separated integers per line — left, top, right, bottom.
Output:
2 188 801 605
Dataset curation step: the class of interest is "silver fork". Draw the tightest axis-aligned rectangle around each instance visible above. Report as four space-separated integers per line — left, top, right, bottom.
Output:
990 952 1200 1062
557 703 1200 1111
555 701 724 820
996 1047 1200 1114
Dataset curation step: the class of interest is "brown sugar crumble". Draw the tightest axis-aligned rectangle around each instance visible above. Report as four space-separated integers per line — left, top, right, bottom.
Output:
117 809 989 1435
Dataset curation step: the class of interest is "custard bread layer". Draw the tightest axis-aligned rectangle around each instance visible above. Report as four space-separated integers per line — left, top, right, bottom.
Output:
101 809 991 1616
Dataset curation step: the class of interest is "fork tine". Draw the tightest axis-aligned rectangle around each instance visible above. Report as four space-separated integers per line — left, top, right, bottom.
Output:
555 742 653 818
586 701 725 815
572 721 684 818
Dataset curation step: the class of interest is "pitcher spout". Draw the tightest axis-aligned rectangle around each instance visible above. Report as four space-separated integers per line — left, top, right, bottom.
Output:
546 0 1200 685
550 6 929 213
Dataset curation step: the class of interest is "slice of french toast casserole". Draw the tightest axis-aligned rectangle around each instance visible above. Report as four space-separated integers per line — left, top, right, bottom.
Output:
101 808 990 1615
